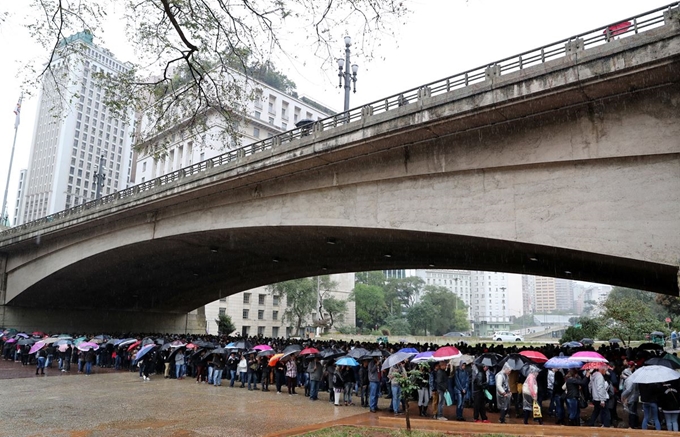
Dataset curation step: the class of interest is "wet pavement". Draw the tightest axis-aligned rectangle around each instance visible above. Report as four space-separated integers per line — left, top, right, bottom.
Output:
0 359 670 437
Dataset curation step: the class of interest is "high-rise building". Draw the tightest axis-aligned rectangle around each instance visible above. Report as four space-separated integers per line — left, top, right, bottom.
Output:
534 276 557 313
17 31 135 224
555 278 575 311
12 170 26 226
522 275 536 316
203 273 355 337
470 271 510 336
415 269 472 321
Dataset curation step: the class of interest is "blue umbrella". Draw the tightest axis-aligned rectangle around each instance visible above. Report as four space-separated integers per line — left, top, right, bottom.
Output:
544 356 583 369
135 343 157 361
335 356 359 367
398 347 419 354
561 341 583 348
411 351 435 363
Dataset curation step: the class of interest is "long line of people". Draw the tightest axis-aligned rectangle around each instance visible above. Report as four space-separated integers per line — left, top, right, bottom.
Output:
2 331 678 430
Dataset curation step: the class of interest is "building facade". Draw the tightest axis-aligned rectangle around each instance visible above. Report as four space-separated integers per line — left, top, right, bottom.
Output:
203 273 356 337
415 269 472 322
470 271 511 336
17 31 135 224
133 68 333 182
522 275 536 316
555 278 575 312
534 276 558 313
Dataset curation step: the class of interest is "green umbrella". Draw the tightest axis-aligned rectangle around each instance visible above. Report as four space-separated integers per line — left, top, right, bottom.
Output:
74 336 87 345
664 353 680 367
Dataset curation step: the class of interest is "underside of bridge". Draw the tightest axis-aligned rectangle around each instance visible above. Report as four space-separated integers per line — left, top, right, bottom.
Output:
7 226 677 316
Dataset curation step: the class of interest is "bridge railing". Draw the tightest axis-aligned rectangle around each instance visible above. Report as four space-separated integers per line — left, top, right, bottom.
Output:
3 2 678 238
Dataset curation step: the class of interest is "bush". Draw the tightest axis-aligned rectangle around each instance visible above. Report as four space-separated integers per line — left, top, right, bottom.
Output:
336 325 357 335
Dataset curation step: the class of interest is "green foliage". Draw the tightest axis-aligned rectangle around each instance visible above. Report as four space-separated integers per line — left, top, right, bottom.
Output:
656 294 680 317
335 325 358 335
390 362 430 431
383 315 410 336
269 278 317 336
321 296 347 328
597 287 664 345
420 285 470 335
384 276 425 314
350 283 388 329
215 314 236 336
560 317 601 343
407 300 437 335
355 271 387 287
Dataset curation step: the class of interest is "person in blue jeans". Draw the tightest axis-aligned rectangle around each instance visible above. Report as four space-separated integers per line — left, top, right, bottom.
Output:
227 352 238 387
175 349 185 379
368 358 380 412
454 362 470 420
212 353 224 386
640 382 662 430
388 361 407 415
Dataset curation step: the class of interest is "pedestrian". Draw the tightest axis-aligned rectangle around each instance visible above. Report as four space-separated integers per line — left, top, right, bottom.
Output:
258 356 270 391
454 362 469 421
211 352 224 386
35 347 46 375
564 368 588 426
307 356 323 400
174 349 185 379
640 381 662 430
237 354 248 387
247 353 258 390
551 368 566 425
285 357 298 395
359 359 369 407
227 351 238 387
342 363 355 405
672 330 678 350
522 365 542 425
472 364 489 423
496 363 512 423
660 380 680 431
621 369 640 429
415 363 430 417
84 348 95 376
368 357 380 413
587 366 611 427
435 361 448 420
333 365 345 406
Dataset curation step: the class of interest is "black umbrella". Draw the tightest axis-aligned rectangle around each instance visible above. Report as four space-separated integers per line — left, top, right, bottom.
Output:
320 347 345 360
244 349 258 355
17 338 35 346
498 353 531 371
231 340 253 351
346 348 370 359
160 342 173 351
283 344 302 355
638 342 663 350
474 353 502 368
167 345 186 361
645 357 680 369
609 338 622 344
580 338 594 345
210 347 228 355
257 349 275 357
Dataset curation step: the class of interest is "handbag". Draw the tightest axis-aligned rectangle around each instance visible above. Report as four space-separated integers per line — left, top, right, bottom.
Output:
444 391 453 406
483 389 493 401
532 400 542 419
578 393 589 409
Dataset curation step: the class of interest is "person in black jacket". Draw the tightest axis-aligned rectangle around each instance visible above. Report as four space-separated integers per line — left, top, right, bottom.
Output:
550 369 566 425
472 364 489 422
565 369 589 426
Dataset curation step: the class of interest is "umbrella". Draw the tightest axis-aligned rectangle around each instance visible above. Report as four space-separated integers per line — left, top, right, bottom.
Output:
257 349 275 357
253 344 272 351
17 338 35 346
432 346 461 361
581 361 612 371
105 338 120 346
561 341 583 348
42 338 59 345
231 340 253 351
57 334 72 338
170 340 186 348
58 343 71 353
320 348 346 360
5 338 16 344
381 351 416 370
544 356 583 369
141 337 155 346
55 339 73 346
580 338 594 345
474 353 501 367
638 343 663 350
31 331 45 337
268 353 284 367
135 344 156 361
74 336 87 345
451 354 475 366
210 347 228 355
498 353 531 371
15 333 29 338
282 344 302 354
604 21 631 38
346 348 370 359
412 351 435 363
335 356 360 367
398 347 419 354
609 338 623 344
280 349 299 361
363 350 384 358
628 365 680 384
299 347 320 356
115 338 136 347
519 350 549 364
664 354 680 367
569 351 607 363
29 341 46 355
185 343 197 350
77 342 99 351
244 349 259 355
127 340 142 352
645 357 680 370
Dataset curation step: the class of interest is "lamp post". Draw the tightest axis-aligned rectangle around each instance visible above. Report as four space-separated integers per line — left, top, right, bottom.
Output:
93 155 106 200
337 36 358 112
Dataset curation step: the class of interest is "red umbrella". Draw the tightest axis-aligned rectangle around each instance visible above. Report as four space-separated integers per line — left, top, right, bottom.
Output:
127 340 142 351
604 21 631 37
186 343 196 350
299 347 320 356
519 350 548 364
432 346 461 361
581 361 612 371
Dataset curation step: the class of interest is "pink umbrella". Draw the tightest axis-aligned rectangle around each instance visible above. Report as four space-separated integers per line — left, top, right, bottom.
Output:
253 344 273 351
29 341 46 355
6 338 16 344
432 346 461 361
58 344 70 353
77 342 99 352
568 351 607 363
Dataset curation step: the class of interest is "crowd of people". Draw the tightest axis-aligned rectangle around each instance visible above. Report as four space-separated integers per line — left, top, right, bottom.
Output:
1 330 678 430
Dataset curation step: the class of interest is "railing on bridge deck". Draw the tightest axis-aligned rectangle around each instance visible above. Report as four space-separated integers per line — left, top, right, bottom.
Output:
2 2 679 238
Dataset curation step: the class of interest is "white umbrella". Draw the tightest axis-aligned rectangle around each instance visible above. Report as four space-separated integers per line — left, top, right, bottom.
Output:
381 351 416 371
628 365 680 384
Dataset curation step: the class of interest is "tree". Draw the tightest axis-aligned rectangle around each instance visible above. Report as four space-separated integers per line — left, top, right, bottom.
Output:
560 317 602 343
355 271 387 288
419 285 470 335
215 314 236 336
407 301 437 335
656 295 680 317
269 278 316 336
597 287 665 345
350 283 388 330
390 362 430 431
384 276 425 314
21 1 408 154
383 315 410 336
320 296 347 330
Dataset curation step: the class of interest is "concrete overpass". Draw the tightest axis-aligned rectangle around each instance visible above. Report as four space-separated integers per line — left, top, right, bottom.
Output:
1 4 680 332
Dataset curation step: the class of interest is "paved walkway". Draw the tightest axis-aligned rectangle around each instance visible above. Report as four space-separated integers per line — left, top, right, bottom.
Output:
0 359 671 437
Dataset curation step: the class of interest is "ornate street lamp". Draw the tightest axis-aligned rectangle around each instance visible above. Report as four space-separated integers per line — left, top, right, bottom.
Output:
337 36 358 112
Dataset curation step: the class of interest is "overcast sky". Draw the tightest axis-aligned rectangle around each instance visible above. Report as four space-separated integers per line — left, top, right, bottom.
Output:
0 1 671 303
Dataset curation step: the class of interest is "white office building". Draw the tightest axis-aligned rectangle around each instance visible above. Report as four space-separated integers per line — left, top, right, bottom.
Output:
17 31 135 224
415 269 472 321
470 271 510 336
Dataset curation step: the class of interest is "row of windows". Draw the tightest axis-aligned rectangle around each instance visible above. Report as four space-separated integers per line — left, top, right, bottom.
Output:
242 293 277 305
241 309 279 320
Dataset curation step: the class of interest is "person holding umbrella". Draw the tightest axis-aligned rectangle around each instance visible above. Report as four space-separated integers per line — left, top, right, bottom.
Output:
472 364 490 423
368 356 380 413
522 365 542 425
587 365 611 428
387 358 407 415
227 351 238 387
434 361 448 420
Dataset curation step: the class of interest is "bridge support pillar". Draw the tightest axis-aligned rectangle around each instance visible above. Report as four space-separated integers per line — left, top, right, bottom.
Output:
0 306 207 334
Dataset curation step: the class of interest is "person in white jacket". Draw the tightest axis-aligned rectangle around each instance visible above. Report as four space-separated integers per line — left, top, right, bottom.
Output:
587 366 611 427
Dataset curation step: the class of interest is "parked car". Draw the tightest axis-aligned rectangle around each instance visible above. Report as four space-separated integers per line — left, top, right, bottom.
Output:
492 331 524 342
443 331 468 337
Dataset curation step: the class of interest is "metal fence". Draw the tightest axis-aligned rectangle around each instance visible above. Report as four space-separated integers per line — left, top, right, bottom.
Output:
2 2 678 238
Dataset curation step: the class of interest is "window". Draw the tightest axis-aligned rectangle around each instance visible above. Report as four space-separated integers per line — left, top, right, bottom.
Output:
272 327 279 338
258 294 266 305
243 293 251 304
272 310 278 320
257 326 265 336
242 309 249 319
254 111 261 119
142 162 146 172
273 295 279 306
258 310 264 320
253 127 260 138
219 297 226 302
268 116 274 125
218 307 226 316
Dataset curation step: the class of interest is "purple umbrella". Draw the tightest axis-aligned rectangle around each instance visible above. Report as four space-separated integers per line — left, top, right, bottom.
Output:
411 351 435 363
544 356 583 369
77 342 99 351
29 341 46 355
6 338 16 344
135 343 156 361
